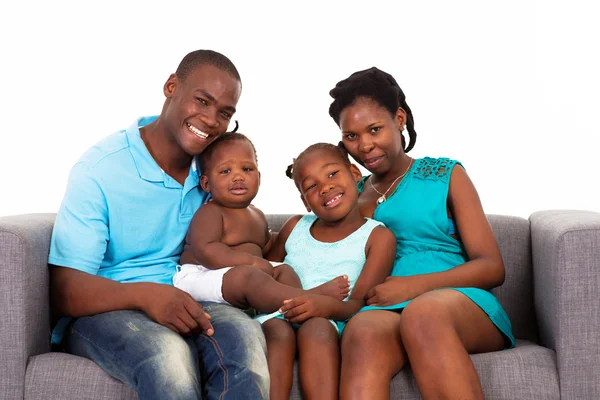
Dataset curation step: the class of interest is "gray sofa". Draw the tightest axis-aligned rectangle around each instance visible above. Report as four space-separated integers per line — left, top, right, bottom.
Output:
1 211 599 400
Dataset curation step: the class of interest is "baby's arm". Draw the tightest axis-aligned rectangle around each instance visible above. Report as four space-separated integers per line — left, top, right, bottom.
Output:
186 203 270 270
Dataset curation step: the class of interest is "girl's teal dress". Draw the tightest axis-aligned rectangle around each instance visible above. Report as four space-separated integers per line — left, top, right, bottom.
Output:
356 157 515 348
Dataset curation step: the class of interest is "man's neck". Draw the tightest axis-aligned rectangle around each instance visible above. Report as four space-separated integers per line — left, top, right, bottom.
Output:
140 118 192 184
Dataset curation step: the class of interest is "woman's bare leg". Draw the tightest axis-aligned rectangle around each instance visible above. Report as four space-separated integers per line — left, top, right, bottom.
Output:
263 318 296 400
297 317 340 400
339 310 407 400
400 289 505 400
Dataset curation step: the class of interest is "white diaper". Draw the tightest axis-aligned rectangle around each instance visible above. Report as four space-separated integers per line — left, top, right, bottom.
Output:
173 264 232 304
173 261 285 304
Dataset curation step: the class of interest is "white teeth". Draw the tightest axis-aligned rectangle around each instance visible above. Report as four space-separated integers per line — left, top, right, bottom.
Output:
325 194 343 206
187 123 208 139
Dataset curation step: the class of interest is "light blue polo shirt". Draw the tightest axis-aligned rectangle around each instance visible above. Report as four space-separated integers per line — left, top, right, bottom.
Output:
49 116 208 343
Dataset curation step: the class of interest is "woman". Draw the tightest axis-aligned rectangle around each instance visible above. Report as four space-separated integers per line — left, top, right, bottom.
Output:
328 67 514 400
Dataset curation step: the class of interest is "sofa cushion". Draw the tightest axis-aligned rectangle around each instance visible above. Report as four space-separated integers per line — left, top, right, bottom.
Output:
488 215 537 342
25 353 137 400
26 342 556 399
291 340 558 400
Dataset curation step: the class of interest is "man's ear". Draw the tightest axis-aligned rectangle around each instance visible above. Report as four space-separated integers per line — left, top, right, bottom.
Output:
350 164 363 183
163 73 178 98
301 195 311 213
200 175 210 193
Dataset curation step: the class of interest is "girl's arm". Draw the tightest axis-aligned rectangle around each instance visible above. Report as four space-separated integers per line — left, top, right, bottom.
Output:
281 225 396 322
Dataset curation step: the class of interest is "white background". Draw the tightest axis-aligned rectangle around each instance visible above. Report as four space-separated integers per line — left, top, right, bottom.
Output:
1 0 599 218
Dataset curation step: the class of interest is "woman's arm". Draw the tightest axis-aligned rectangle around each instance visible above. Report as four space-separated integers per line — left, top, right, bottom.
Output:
426 164 505 289
366 165 505 306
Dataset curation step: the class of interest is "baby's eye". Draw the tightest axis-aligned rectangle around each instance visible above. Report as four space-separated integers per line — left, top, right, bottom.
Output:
220 169 230 174
328 170 339 178
243 167 254 172
196 97 209 106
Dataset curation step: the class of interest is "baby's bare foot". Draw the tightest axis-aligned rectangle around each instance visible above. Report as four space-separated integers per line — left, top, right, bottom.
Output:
309 275 350 300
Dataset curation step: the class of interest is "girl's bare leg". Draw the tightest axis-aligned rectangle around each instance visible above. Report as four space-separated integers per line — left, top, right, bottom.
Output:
340 310 407 400
263 318 296 400
297 317 339 400
400 289 505 400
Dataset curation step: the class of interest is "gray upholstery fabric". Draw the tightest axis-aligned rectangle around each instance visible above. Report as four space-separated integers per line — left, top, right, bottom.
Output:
290 341 558 400
530 210 600 399
487 215 537 342
0 214 55 400
25 353 137 400
266 214 296 233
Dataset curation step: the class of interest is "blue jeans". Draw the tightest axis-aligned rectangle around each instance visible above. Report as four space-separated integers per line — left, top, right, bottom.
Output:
65 302 269 400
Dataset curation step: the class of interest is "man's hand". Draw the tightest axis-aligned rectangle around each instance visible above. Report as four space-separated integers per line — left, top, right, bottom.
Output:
279 295 334 324
140 284 214 336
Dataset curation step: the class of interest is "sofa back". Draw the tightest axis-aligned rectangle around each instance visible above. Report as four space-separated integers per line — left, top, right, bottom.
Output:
266 214 538 342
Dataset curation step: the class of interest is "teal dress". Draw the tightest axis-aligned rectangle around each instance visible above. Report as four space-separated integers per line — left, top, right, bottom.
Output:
357 157 515 348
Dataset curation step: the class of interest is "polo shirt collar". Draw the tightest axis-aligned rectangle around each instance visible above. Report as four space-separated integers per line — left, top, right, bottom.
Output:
127 116 199 186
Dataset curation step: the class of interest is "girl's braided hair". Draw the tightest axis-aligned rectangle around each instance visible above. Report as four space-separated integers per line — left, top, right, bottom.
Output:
328 67 417 153
285 142 350 187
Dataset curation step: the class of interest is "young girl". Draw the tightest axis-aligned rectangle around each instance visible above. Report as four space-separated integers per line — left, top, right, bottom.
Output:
328 67 515 400
258 143 396 400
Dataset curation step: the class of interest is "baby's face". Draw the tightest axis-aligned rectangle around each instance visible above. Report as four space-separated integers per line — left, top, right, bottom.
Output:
201 140 260 208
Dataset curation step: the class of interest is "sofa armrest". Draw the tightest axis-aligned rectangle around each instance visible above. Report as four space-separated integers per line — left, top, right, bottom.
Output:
530 210 600 399
0 213 56 399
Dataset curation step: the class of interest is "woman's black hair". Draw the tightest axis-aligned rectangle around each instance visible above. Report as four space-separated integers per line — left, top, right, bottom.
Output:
328 67 416 153
285 142 350 187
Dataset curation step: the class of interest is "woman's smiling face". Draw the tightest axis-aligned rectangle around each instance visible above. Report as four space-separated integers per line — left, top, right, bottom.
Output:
339 97 406 175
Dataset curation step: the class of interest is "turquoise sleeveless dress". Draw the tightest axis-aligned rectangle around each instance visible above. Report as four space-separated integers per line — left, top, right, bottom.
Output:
357 157 515 348
255 214 383 333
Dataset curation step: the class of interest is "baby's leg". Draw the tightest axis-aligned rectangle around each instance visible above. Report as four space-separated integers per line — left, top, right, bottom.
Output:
222 266 305 311
272 263 302 288
263 318 296 400
273 263 351 300
309 275 351 300
297 317 340 400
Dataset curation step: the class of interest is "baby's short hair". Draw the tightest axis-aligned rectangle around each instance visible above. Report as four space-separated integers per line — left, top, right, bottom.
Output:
198 132 257 174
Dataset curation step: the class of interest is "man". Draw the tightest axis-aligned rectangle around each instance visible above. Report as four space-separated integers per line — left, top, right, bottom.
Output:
49 50 269 400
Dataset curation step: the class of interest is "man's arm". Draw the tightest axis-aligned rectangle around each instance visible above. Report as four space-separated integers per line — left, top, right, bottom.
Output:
50 163 212 335
51 266 213 335
187 202 270 270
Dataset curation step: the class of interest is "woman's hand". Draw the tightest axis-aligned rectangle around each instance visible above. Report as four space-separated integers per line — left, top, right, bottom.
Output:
365 276 427 307
279 295 335 324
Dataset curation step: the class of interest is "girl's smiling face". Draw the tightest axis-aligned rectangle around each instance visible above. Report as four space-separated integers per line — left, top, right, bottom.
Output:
295 148 362 223
339 97 407 176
